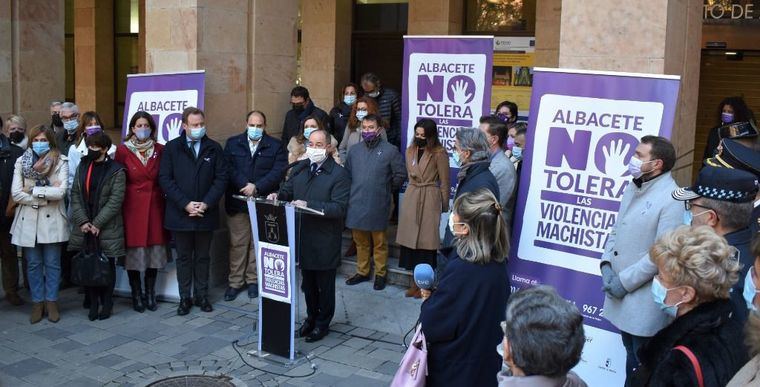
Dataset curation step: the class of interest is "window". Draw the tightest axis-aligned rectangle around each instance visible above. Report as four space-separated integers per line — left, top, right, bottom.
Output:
464 0 536 35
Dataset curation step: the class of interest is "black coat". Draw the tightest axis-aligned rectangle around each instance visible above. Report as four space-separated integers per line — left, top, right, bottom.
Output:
223 132 287 214
726 227 754 324
0 134 24 229
632 300 747 387
369 87 402 147
277 158 351 270
751 205 760 234
280 100 330 146
421 247 510 387
158 133 228 231
443 161 500 246
55 130 77 156
328 103 351 143
702 125 722 162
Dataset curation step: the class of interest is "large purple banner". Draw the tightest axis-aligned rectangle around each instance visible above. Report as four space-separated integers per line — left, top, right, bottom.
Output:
510 68 680 385
401 36 493 196
122 70 205 144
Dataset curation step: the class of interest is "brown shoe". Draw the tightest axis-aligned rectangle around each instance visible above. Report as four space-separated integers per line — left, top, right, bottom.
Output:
6 293 24 306
30 302 44 324
46 301 60 323
405 282 420 298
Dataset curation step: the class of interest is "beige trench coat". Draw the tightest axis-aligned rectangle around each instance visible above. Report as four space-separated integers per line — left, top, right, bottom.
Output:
395 146 450 250
10 154 70 247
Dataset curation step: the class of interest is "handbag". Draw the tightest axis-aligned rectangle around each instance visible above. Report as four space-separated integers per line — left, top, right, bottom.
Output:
391 323 428 387
673 345 704 387
71 234 114 287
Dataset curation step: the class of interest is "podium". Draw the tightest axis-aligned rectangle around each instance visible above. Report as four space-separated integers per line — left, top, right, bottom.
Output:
239 196 324 362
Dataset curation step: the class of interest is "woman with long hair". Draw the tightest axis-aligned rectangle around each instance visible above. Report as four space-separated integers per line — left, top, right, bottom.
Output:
286 115 339 165
337 96 387 162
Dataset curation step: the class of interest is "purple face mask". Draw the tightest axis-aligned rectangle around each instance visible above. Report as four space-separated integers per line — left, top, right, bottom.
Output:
497 113 510 123
85 125 102 136
361 131 379 143
506 136 515 150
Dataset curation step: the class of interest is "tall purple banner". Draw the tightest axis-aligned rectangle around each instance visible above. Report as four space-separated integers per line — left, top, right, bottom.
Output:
122 70 205 144
510 68 680 385
402 36 493 196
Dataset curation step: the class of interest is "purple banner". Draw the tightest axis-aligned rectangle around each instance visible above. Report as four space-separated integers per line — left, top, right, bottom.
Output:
258 242 292 303
509 68 680 384
121 71 205 144
402 36 493 197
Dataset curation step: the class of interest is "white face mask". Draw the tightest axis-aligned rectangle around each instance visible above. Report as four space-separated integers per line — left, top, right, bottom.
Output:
448 213 467 236
305 147 327 165
627 157 653 179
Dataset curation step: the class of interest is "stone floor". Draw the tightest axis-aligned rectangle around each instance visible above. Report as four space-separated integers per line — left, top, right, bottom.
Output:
0 277 420 386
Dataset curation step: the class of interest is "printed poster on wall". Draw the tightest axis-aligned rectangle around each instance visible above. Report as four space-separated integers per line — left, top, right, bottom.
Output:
122 70 205 144
257 241 292 304
401 36 493 197
510 68 680 386
491 36 534 118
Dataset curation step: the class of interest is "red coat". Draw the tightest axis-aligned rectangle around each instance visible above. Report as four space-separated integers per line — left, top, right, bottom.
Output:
115 143 169 248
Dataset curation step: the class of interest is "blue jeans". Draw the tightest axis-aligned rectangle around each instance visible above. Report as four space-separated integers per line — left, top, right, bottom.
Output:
621 331 650 386
25 243 62 302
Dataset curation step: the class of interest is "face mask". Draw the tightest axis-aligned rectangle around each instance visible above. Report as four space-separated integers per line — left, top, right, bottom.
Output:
190 127 206 139
367 90 380 98
683 210 693 226
506 136 515 150
343 95 356 105
627 157 654 179
292 103 305 112
247 126 263 141
721 112 734 124
512 146 523 160
356 110 368 121
448 213 467 235
651 277 683 318
497 113 510 123
63 119 78 132
51 113 63 128
9 132 25 144
32 141 50 156
744 269 759 311
134 128 151 141
85 125 102 136
452 151 462 167
361 131 379 144
85 148 104 161
414 138 427 148
303 127 318 141
305 147 327 165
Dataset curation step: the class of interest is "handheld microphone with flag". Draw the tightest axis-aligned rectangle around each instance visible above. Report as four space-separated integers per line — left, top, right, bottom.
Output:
413 263 435 290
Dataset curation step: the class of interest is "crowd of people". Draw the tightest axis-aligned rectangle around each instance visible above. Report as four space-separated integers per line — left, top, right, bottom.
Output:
2 75 760 386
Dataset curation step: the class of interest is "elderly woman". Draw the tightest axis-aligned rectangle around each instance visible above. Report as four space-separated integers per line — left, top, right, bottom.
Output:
498 286 587 387
419 188 510 387
631 226 746 386
728 234 760 386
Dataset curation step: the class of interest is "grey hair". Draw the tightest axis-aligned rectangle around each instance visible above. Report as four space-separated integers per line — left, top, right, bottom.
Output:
60 101 78 114
453 188 509 264
6 115 27 130
700 197 753 231
455 127 490 163
504 286 585 378
49 101 62 108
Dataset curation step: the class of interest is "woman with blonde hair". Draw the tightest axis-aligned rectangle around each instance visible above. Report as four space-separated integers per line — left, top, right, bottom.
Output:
632 225 746 386
418 188 510 387
10 125 69 323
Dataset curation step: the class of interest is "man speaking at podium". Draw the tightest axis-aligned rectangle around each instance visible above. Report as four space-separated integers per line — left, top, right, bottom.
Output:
268 129 351 342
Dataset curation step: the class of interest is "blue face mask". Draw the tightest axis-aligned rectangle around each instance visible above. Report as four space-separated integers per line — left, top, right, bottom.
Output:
247 126 263 141
744 268 759 311
303 127 317 141
355 110 368 121
135 128 151 141
344 95 356 106
32 141 50 156
189 127 206 139
63 119 78 132
452 151 462 167
683 210 692 226
512 146 523 160
651 277 683 318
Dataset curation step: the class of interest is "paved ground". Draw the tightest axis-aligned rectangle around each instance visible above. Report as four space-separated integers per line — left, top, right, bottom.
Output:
0 278 420 386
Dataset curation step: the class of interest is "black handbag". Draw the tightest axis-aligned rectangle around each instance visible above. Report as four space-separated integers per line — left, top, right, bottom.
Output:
71 234 114 287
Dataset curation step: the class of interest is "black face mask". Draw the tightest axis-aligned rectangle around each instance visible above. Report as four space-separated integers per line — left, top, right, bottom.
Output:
51 113 63 128
83 150 104 162
292 103 305 113
414 138 427 148
9 132 25 144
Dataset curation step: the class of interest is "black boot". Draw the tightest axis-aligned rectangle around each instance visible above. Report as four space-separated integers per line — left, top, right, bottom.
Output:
144 269 158 312
127 270 145 313
99 287 113 320
86 287 99 321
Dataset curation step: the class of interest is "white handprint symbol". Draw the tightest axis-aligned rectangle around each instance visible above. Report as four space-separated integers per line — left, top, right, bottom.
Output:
450 80 473 105
166 117 182 136
602 139 631 178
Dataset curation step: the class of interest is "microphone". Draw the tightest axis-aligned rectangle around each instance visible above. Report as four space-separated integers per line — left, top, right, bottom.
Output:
413 264 435 290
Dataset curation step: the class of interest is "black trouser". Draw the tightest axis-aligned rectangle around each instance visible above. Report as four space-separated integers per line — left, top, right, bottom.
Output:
301 269 336 330
173 231 213 299
84 257 116 309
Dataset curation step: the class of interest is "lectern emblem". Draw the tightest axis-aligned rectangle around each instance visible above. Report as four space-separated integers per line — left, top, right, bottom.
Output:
264 214 279 243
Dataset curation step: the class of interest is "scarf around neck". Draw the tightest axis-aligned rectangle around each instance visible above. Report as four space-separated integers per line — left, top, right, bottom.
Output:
21 148 58 182
125 137 155 166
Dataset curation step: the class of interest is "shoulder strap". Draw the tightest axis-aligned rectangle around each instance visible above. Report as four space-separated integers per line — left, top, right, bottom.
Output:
673 345 704 387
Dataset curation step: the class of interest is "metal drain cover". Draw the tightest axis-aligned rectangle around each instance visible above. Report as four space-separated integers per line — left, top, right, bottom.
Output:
147 375 237 387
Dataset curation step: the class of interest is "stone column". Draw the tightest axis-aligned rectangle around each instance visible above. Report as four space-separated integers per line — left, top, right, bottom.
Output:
300 0 352 113
74 0 115 128
534 0 561 67
407 0 464 35
0 0 65 127
557 0 702 186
